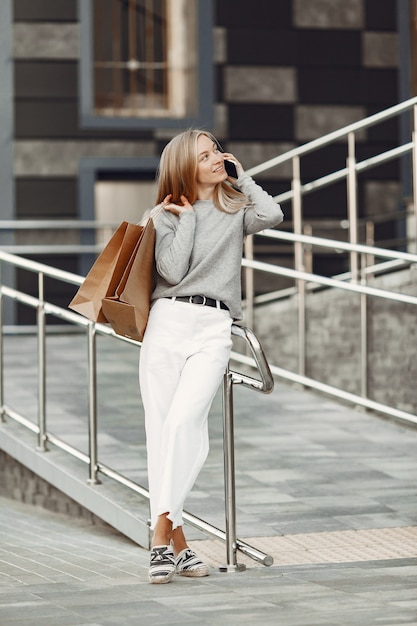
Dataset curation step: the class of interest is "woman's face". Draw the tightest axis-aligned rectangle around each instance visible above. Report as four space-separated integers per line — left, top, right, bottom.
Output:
195 134 228 189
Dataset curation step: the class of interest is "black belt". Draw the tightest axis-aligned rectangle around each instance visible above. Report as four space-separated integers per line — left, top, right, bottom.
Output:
169 295 228 310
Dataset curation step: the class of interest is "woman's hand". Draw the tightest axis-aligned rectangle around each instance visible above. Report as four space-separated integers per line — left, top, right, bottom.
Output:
222 153 244 179
162 194 194 216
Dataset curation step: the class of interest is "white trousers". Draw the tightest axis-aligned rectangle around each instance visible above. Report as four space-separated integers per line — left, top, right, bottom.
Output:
139 298 232 530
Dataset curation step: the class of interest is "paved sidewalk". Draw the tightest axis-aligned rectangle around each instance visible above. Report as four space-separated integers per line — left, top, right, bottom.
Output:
1 332 417 625
1 497 417 626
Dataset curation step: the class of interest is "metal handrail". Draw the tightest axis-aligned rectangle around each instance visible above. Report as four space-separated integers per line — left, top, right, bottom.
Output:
238 98 417 425
252 257 412 307
0 245 105 255
0 220 120 229
0 250 83 285
239 248 417 425
2 96 417 564
0 220 120 256
242 257 417 306
246 96 417 177
260 229 417 264
0 249 275 568
221 324 274 570
271 142 413 205
230 325 274 393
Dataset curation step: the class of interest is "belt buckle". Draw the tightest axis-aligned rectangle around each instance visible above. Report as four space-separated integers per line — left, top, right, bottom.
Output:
189 295 206 305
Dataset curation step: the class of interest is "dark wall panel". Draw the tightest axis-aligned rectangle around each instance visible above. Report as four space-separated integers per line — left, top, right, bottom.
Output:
15 100 153 140
366 113 400 143
216 0 292 28
16 179 77 218
17 257 79 325
13 0 77 22
228 104 293 140
10 0 402 304
15 101 79 138
302 145 348 181
14 61 78 98
228 29 296 65
302 182 349 219
365 0 397 30
296 31 362 67
298 68 398 105
362 70 398 106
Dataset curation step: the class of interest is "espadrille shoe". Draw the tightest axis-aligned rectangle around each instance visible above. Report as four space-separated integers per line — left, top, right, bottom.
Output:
148 545 176 584
175 548 210 577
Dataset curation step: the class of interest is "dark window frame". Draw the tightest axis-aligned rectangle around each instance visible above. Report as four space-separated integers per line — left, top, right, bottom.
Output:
78 0 214 130
78 156 159 274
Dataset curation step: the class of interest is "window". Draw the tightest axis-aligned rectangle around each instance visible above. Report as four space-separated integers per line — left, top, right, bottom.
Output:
79 0 213 128
78 157 160 275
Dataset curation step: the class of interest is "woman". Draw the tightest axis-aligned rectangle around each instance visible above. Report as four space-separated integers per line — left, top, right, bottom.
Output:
139 129 283 583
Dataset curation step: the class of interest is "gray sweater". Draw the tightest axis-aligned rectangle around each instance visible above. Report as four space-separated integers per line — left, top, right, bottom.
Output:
152 173 284 320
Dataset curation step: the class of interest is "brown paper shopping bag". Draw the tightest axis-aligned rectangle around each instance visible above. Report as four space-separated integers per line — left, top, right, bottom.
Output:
68 221 143 323
101 218 156 341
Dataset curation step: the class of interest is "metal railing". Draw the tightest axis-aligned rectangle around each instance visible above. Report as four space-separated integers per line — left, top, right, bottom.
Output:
4 101 417 261
2 98 417 567
0 220 119 255
0 249 274 570
241 97 417 427
242 236 417 426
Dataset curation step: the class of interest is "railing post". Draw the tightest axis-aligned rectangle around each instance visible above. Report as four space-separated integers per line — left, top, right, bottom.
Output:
87 322 100 484
360 253 368 399
347 132 359 283
244 235 254 332
292 155 306 376
360 221 375 399
37 272 47 451
412 104 417 251
219 366 246 572
0 276 4 423
303 223 313 274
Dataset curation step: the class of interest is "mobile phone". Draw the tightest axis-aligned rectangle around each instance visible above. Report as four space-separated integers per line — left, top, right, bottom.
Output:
224 159 238 179
216 140 239 178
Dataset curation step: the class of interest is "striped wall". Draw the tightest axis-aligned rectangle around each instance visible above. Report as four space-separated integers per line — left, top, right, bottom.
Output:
9 0 403 320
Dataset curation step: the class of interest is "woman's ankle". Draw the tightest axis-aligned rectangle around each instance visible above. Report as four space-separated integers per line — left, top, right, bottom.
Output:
151 513 172 548
151 535 171 548
171 527 188 556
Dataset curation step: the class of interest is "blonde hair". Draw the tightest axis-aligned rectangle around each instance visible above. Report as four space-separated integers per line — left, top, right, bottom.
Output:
155 129 248 214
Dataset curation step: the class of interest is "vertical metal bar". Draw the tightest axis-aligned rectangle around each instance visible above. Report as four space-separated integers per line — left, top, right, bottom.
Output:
360 254 368 399
128 0 138 99
112 0 122 109
0 266 4 423
361 221 375 399
347 132 359 283
244 235 254 331
37 272 47 451
93 0 103 108
412 104 417 251
87 322 100 484
219 368 245 572
145 0 155 106
292 156 306 376
303 224 313 274
411 1 417 98
161 0 168 109
365 221 375 273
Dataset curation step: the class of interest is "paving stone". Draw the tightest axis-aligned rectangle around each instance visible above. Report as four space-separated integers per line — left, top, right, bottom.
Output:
1 333 417 625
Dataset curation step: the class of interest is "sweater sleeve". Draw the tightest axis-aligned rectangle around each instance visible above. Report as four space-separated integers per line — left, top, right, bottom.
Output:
236 173 284 235
154 210 196 285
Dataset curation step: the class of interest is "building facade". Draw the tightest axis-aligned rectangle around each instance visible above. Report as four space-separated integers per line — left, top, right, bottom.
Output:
0 0 410 322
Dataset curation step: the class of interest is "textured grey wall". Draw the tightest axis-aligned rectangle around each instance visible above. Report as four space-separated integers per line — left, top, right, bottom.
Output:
254 267 417 414
0 450 109 526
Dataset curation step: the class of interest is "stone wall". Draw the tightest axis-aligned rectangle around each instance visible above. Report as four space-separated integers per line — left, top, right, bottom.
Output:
254 266 417 415
0 450 109 526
